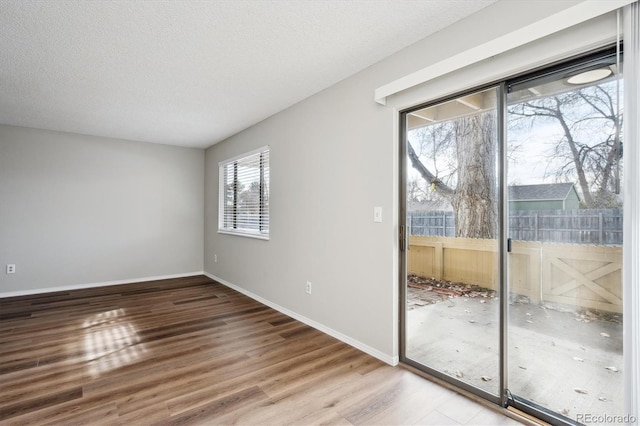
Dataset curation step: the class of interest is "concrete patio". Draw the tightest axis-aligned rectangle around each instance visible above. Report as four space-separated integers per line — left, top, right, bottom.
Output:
406 286 623 423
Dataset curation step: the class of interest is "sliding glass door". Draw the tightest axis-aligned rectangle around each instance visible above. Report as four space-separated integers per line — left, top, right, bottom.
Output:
506 51 624 423
402 86 501 400
401 48 624 424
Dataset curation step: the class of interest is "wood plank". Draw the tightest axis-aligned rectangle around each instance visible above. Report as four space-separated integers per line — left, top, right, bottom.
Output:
42 402 119 426
0 387 83 421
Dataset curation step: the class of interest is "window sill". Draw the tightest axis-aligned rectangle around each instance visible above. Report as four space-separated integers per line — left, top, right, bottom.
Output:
218 229 270 241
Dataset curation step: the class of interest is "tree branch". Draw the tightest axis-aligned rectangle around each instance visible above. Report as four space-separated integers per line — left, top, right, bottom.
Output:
407 142 455 199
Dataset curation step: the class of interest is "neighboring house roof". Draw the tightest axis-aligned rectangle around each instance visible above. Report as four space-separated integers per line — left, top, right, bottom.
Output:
508 183 577 202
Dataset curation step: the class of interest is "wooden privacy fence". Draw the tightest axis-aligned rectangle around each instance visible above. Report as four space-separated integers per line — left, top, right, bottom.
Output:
408 209 623 245
509 209 623 245
408 236 622 313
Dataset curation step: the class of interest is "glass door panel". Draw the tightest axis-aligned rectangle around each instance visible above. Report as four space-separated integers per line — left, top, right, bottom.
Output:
403 87 500 397
506 56 624 422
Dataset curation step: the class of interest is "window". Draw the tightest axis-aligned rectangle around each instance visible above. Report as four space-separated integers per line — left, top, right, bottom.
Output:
218 147 269 239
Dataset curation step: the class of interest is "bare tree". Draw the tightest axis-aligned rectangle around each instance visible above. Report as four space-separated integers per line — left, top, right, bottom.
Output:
407 177 429 204
407 80 621 239
509 82 622 208
408 111 497 238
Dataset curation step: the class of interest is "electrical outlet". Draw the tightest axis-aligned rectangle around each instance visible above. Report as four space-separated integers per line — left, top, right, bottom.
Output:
306 281 312 295
6 264 16 274
214 254 218 263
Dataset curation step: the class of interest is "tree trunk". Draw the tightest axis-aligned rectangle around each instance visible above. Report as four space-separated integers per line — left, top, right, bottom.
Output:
553 104 595 208
452 112 497 239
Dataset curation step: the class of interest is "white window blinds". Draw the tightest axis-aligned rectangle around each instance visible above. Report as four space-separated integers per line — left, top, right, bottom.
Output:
219 147 269 239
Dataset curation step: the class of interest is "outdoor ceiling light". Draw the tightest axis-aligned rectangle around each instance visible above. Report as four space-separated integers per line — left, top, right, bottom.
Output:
567 67 612 85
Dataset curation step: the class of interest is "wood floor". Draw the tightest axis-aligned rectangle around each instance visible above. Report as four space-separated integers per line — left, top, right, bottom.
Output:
0 275 522 425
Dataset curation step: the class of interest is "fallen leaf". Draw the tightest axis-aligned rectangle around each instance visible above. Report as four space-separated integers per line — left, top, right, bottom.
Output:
481 376 492 381
598 396 607 401
559 408 570 416
605 366 618 372
574 388 588 394
455 370 464 378
600 332 610 338
518 366 527 370
573 357 584 362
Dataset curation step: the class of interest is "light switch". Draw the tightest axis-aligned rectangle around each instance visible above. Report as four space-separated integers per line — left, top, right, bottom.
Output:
373 207 382 223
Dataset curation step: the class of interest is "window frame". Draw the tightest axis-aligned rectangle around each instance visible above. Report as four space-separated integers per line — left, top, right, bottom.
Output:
218 146 270 240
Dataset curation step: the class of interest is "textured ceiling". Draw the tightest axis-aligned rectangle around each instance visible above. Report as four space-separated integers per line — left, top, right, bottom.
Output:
0 0 496 148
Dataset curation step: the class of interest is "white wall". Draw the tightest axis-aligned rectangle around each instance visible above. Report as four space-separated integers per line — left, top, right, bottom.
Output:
0 125 205 296
204 0 618 363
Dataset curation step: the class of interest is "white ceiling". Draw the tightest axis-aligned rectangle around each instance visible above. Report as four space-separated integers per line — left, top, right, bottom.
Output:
0 0 496 149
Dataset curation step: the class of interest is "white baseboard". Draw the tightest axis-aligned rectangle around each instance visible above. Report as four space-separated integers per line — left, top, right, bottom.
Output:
0 271 206 298
204 272 399 367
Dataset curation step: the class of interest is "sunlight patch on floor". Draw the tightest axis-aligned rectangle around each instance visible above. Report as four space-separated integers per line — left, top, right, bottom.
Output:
81 309 146 377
